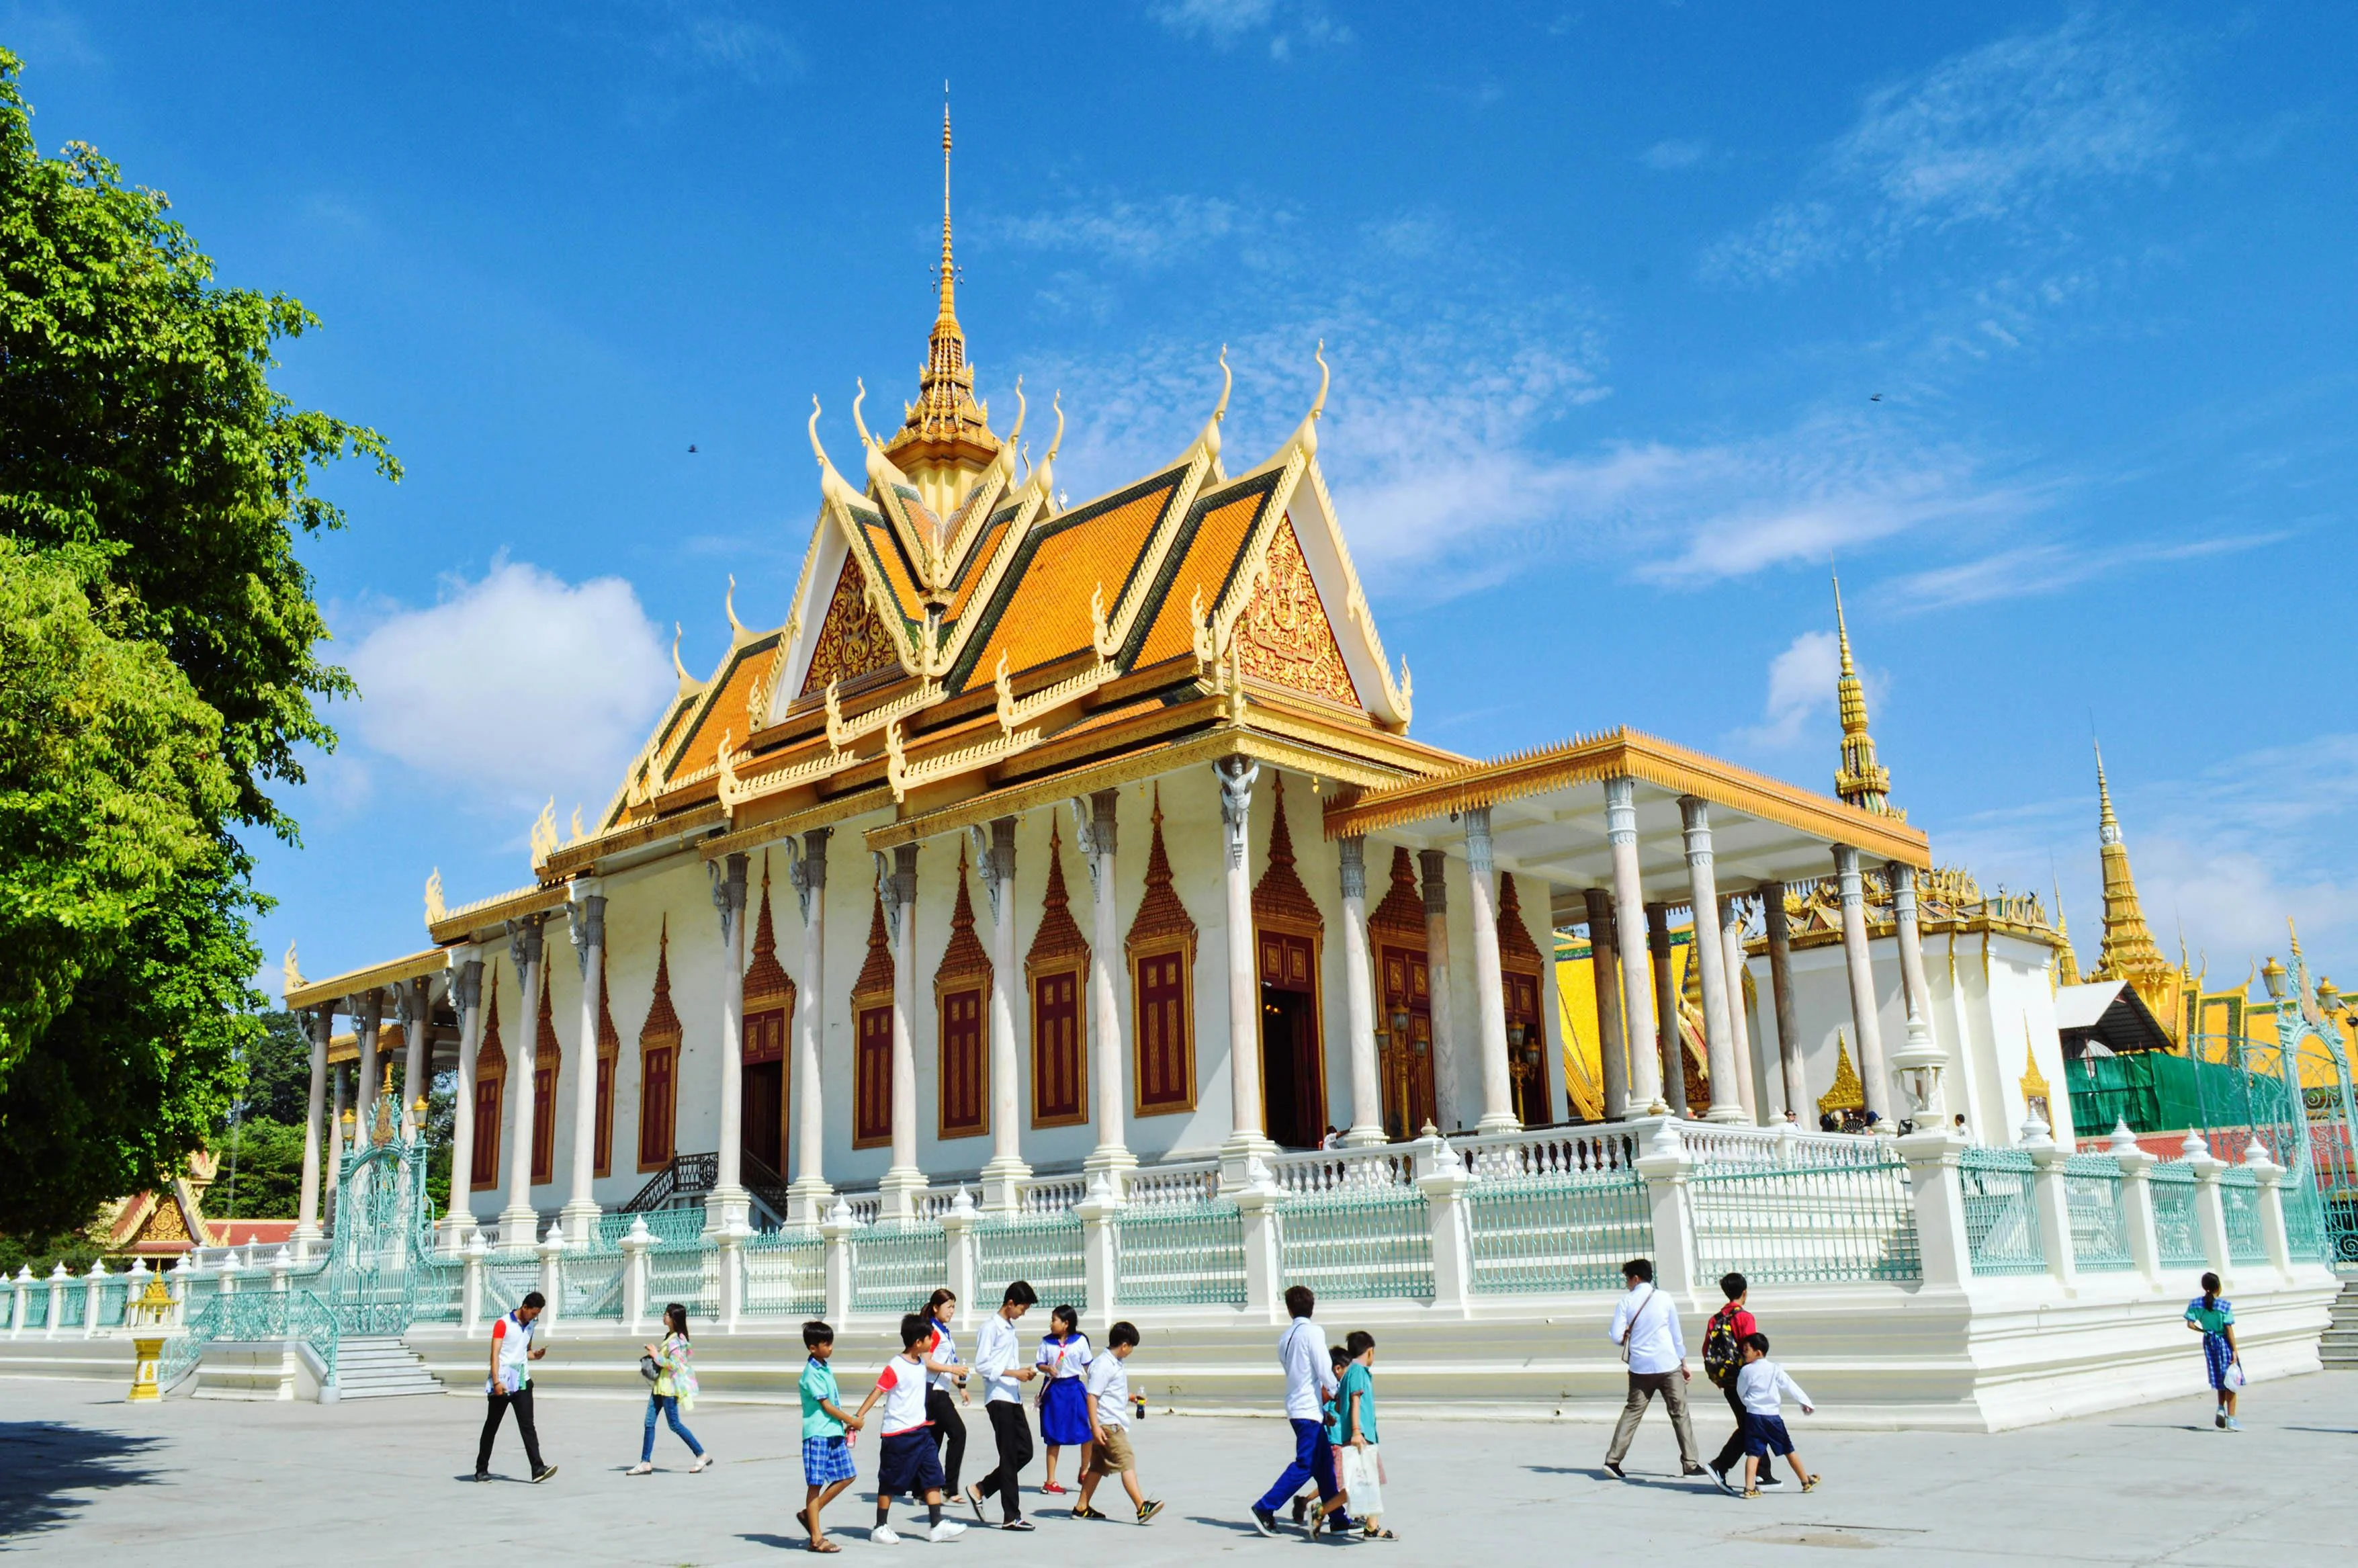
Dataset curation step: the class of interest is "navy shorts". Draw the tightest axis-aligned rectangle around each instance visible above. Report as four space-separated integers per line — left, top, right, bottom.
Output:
877 1428 944 1497
1742 1413 1794 1459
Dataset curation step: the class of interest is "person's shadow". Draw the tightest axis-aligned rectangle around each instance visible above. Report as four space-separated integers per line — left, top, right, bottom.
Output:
736 1534 803 1551
0 1421 163 1541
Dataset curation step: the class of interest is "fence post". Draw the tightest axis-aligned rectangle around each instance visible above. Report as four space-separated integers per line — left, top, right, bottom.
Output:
1417 1139 1474 1312
166 1258 189 1327
1234 1161 1286 1325
79 1262 106 1340
9 1266 28 1338
537 1223 565 1332
2182 1131 2234 1284
2023 1120 2078 1292
2242 1139 2294 1280
943 1188 979 1333
619 1217 652 1333
822 1203 857 1325
714 1220 748 1333
1073 1175 1123 1332
269 1247 293 1295
46 1265 69 1340
2107 1121 2161 1284
1632 1120 1697 1301
1895 1125 1973 1290
462 1232 488 1335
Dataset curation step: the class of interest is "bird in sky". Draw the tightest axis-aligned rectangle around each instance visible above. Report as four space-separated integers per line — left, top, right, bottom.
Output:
1868 393 1882 402
688 444 699 453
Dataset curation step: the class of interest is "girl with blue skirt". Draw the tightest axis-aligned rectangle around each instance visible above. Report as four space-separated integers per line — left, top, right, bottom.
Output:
1035 1305 1093 1493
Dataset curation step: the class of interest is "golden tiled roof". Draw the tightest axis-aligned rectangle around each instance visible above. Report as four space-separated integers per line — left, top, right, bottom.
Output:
957 473 1183 687
1131 481 1278 668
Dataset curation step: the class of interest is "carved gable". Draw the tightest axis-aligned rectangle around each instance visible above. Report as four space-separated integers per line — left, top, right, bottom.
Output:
799 558 900 697
1234 513 1358 709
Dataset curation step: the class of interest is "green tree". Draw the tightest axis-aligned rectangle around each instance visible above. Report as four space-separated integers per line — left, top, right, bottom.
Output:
241 1010 316 1126
0 49 394 1235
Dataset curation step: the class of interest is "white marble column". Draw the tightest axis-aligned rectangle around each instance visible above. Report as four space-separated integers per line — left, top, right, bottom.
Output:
500 917 546 1247
1888 862 1934 1031
1833 845 1890 1123
396 978 429 1139
1721 897 1763 1123
353 986 385 1137
1605 778 1663 1113
1582 887 1630 1121
976 818 1028 1205
443 949 485 1245
1462 808 1519 1134
1679 797 1745 1123
560 877 606 1247
1761 882 1806 1118
294 1005 331 1253
1080 789 1134 1178
788 829 834 1221
879 844 924 1217
1418 849 1458 1131
1216 757 1271 1167
707 853 750 1233
1337 835 1385 1146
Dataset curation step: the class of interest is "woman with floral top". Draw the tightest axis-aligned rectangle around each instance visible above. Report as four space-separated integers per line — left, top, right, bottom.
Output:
631 1302 713 1474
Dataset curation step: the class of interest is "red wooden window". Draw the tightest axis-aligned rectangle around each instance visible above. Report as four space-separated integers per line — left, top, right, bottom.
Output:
470 1074 502 1189
638 1045 675 1170
1134 952 1192 1113
530 1060 558 1186
742 1008 787 1065
1032 972 1084 1125
855 1003 893 1147
940 987 986 1137
593 1051 615 1178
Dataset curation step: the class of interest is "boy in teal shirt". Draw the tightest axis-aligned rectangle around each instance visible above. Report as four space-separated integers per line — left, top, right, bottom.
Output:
1311 1332 1390 1540
798 1320 863 1550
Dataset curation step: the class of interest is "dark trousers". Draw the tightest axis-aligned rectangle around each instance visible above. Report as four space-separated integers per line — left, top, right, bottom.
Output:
1255 1417 1341 1516
1711 1379 1749 1473
926 1387 967 1495
973 1401 1035 1521
478 1387 545 1475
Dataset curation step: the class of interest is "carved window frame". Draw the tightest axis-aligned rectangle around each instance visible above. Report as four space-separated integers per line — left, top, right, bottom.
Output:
936 977 990 1140
1028 960 1088 1129
472 975 506 1190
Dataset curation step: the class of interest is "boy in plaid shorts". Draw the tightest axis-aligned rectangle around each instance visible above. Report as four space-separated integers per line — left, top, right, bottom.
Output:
797 1321 863 1551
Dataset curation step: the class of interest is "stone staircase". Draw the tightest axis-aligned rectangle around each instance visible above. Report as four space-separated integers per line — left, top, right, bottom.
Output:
337 1336 445 1399
2321 1280 2358 1370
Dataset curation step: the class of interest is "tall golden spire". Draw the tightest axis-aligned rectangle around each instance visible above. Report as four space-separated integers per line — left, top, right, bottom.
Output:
887 100 998 474
2052 875 2083 987
2089 741 2175 1029
1830 572 1896 816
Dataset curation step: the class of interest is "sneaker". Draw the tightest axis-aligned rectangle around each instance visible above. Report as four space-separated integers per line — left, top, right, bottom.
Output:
1041 1482 1068 1495
627 1463 654 1477
1757 1472 1783 1487
2215 1408 2228 1430
1602 1461 1626 1481
1001 1519 1035 1532
1708 1465 1737 1496
1291 1496 1311 1526
1137 1500 1164 1524
1800 1475 1821 1493
472 1471 490 1483
2224 1418 2242 1432
689 1454 713 1474
1681 1463 1709 1477
928 1522 966 1544
1072 1504 1107 1521
1251 1509 1280 1537
531 1465 558 1484
872 1524 901 1545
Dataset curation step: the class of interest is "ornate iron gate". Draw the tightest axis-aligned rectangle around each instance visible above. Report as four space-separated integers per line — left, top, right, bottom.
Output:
328 1118 432 1334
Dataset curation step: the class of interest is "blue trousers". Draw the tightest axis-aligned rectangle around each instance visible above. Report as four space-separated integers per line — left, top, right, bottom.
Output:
1255 1418 1345 1519
642 1394 704 1463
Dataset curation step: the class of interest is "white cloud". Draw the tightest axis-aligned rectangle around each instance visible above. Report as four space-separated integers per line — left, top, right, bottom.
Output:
341 560 673 821
1642 138 1712 171
982 194 1264 271
1148 0 1350 52
1706 15 2179 284
1885 531 2287 611
1735 631 1841 750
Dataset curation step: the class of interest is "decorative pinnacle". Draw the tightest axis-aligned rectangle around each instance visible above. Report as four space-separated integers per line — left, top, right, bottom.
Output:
938 101 956 324
1829 570 1893 815
2094 740 2121 846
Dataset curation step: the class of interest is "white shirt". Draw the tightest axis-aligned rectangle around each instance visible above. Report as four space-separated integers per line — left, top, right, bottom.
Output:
973 1314 1025 1404
1279 1317 1336 1422
1085 1349 1129 1431
486 1311 533 1395
925 1319 961 1392
1608 1283 1685 1376
1736 1358 1811 1417
873 1353 932 1436
1037 1332 1092 1381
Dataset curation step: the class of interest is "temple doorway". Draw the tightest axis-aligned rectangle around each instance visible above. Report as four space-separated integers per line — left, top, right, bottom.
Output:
1378 945 1436 1139
1258 928 1326 1148
741 1059 785 1177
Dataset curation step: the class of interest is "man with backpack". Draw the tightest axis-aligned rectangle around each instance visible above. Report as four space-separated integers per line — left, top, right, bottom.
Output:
1703 1273 1776 1493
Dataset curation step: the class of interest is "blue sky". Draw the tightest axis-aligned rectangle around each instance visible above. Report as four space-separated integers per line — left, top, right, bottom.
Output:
7 1 2351 996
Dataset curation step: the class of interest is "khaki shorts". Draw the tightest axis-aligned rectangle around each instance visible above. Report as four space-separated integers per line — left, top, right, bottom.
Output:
1082 1428 1135 1476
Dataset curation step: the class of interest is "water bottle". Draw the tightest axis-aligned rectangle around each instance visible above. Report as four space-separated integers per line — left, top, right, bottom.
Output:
1132 1391 1147 1422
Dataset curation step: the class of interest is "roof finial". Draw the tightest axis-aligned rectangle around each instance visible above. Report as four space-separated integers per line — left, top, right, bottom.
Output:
1829 569 1894 815
725 574 746 640
938 95 956 324
2094 738 2120 844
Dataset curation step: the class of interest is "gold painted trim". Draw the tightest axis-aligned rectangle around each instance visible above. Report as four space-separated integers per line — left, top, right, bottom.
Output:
286 948 450 1011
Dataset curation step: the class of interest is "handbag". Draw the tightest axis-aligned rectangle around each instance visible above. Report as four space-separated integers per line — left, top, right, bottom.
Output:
639 1353 662 1383
2226 1359 2246 1390
1619 1285 1655 1366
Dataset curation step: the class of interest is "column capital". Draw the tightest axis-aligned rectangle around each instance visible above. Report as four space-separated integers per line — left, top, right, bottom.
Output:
1418 847 1449 914
1336 834 1366 901
566 879 607 975
1462 805 1493 877
1677 793 1713 855
504 913 545 971
1604 775 1639 841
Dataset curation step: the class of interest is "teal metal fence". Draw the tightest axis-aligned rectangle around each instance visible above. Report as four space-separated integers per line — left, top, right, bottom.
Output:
850 1223 946 1316
157 1288 339 1393
2062 1153 2136 1272
2149 1162 2206 1269
561 1252 627 1321
1115 1201 1247 1307
1960 1146 2045 1276
1689 1158 1921 1284
412 1258 464 1323
1467 1170 1652 1295
1278 1188 1434 1301
56 1284 85 1330
601 1207 707 1249
95 1278 129 1328
741 1230 826 1319
645 1237 719 1318
977 1213 1088 1312
20 1285 46 1330
2219 1166 2266 1264
479 1253 544 1319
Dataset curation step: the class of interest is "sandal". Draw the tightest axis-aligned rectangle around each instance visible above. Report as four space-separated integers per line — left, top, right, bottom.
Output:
807 1539 841 1554
1360 1526 1397 1540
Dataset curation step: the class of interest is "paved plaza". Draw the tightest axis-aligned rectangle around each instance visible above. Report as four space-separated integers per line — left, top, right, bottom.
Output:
6 1373 2357 1564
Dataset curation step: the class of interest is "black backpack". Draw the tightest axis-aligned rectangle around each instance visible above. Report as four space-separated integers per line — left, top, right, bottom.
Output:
1702 1307 1745 1389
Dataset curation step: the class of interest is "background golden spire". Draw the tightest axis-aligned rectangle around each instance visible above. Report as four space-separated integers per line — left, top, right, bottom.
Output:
1830 572 1896 816
2051 875 2082 987
2088 740 2177 1031
889 97 998 472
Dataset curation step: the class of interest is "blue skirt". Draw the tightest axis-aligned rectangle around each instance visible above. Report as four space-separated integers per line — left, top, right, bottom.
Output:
2202 1332 2235 1391
1041 1377 1092 1446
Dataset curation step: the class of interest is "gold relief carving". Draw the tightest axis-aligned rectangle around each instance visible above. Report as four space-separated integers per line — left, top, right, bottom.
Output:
1233 515 1358 709
1025 822 1092 979
142 1195 190 1244
744 855 797 1008
1817 1031 1865 1117
799 560 900 697
1495 873 1544 971
1124 787 1198 957
1368 845 1425 941
1250 773 1323 934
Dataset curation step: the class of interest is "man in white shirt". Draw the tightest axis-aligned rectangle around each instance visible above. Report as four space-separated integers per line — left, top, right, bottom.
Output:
965 1280 1040 1530
1250 1286 1345 1536
1602 1258 1704 1481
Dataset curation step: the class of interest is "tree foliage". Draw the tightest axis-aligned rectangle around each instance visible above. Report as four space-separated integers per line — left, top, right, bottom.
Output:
0 49 394 1235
